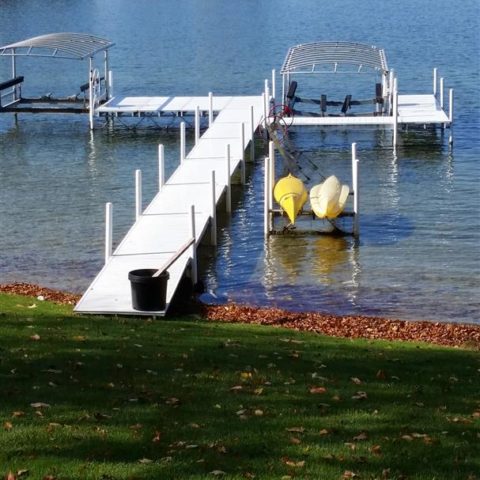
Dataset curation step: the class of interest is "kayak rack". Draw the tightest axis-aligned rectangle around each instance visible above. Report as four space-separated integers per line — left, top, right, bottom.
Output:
264 142 360 238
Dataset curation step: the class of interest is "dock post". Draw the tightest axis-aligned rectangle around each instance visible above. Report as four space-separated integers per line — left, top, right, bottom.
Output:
271 69 276 106
433 67 438 97
352 143 360 237
264 79 270 118
448 88 454 145
195 105 200 144
180 121 186 163
105 202 113 264
440 77 444 109
158 144 165 191
108 70 113 100
240 122 246 184
388 69 395 115
264 156 270 238
249 105 255 162
190 205 198 285
226 144 232 213
210 170 217 246
135 169 142 220
208 92 213 127
268 141 275 215
392 78 398 149
262 92 268 139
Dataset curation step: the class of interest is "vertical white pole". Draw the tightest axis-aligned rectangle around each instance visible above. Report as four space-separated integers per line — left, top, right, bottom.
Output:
226 144 232 213
105 202 113 264
352 143 359 237
240 122 246 184
448 88 454 123
440 77 444 109
268 141 275 213
393 78 398 148
433 67 438 97
208 91 213 127
271 69 276 104
190 205 198 284
388 69 395 114
264 79 270 119
135 169 142 220
158 144 165 191
195 105 200 144
88 61 94 130
210 170 217 246
262 92 268 138
264 156 270 238
180 121 186 163
249 105 255 162
108 70 113 99
281 74 285 107
449 88 454 145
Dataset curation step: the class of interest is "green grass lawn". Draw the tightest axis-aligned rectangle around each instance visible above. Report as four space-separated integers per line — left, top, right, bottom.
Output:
0 293 478 480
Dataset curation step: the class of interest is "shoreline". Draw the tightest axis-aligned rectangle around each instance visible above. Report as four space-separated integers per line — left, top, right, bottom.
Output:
1 282 479 349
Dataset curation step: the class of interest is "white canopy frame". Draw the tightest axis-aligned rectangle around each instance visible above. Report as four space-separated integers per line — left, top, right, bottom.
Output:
280 41 391 113
0 33 115 128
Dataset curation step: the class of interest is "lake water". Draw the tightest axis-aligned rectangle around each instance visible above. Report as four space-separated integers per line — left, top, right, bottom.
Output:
0 0 479 324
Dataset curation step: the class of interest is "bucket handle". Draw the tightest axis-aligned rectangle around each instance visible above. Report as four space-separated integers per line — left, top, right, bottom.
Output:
152 237 195 278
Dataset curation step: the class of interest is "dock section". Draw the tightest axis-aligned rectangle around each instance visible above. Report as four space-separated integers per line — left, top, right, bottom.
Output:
75 95 264 316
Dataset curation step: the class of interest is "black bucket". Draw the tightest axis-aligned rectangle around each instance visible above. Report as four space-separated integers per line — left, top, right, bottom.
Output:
128 269 169 311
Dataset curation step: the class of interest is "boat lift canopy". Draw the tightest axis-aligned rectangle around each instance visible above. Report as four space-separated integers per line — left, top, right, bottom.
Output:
0 32 114 60
281 41 388 75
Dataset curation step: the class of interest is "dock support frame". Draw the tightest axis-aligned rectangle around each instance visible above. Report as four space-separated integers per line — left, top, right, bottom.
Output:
105 202 113 264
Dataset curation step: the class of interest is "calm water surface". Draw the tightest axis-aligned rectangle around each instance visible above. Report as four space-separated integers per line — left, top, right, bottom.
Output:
0 0 479 323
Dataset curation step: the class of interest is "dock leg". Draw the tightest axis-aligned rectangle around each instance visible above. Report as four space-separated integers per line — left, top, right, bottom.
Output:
210 170 217 246
268 141 275 220
190 205 198 285
352 143 360 238
195 105 200 144
226 144 232 213
158 144 165 191
249 105 255 162
240 122 246 184
448 88 454 146
135 169 142 220
264 156 270 238
208 92 213 127
105 202 113 264
180 121 186 163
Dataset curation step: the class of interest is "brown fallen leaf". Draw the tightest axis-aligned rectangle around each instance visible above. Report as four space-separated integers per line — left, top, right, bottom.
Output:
6 472 16 480
4 421 13 431
350 377 362 385
319 428 329 436
152 430 161 443
30 334 41 341
30 402 50 408
290 436 301 444
353 432 368 441
12 411 25 418
284 460 305 468
230 385 243 392
138 458 152 464
370 445 382 455
309 386 327 394
209 470 226 476
286 427 305 433
376 369 387 380
351 391 368 400
343 471 358 479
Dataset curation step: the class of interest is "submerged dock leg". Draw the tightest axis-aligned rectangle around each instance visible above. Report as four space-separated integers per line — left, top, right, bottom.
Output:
249 105 255 162
448 88 454 145
240 123 246 184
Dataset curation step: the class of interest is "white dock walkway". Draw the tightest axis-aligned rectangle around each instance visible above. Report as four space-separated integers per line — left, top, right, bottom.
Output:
75 95 264 316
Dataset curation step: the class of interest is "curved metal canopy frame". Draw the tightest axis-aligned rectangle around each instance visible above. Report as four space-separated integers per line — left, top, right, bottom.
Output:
0 32 114 60
281 41 388 75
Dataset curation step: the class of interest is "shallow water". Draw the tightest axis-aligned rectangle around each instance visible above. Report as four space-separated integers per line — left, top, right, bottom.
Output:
0 0 479 323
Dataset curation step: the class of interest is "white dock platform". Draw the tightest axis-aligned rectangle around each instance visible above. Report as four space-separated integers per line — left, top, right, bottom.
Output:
75 95 264 316
288 94 450 126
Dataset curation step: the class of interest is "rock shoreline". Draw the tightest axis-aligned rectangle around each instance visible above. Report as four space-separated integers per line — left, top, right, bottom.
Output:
1 282 479 349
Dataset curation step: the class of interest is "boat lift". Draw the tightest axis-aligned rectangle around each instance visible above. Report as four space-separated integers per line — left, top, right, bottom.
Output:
0 32 114 129
264 141 360 238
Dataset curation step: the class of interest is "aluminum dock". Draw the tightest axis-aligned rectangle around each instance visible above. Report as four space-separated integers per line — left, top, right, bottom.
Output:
75 95 264 316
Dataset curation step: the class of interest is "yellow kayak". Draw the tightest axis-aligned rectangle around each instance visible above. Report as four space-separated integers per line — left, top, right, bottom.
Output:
273 174 308 224
310 175 350 219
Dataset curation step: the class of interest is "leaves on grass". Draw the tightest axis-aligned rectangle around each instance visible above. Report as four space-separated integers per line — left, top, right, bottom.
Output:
286 427 305 433
12 411 25 418
353 432 368 441
4 421 13 431
283 459 305 468
30 333 40 341
351 391 368 400
209 470 226 476
30 402 50 408
350 377 362 385
309 386 327 394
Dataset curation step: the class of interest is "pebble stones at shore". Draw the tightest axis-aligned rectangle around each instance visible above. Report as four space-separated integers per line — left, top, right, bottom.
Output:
1 282 478 349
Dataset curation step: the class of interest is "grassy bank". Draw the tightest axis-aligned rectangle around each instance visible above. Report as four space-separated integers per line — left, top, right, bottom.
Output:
0 293 478 479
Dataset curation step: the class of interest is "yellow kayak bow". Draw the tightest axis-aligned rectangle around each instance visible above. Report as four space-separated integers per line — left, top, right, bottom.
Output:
273 174 308 224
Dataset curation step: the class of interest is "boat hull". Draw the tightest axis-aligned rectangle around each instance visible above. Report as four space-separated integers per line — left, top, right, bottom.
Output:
273 174 308 224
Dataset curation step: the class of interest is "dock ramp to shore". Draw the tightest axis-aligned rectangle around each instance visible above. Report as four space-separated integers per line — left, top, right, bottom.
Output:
75 95 265 316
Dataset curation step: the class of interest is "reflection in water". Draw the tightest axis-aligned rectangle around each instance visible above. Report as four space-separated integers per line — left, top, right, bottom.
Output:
263 233 359 291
